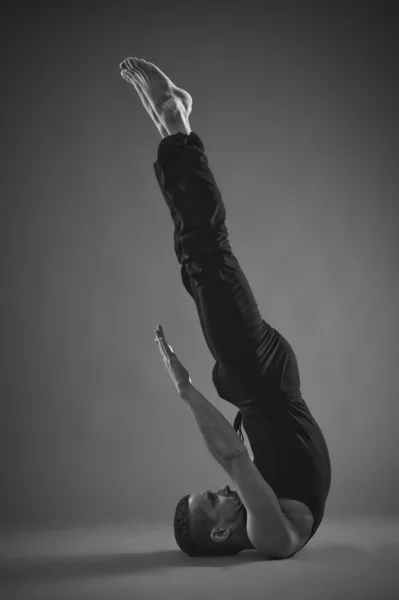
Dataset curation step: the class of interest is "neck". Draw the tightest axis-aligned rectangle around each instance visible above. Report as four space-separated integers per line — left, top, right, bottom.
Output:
229 513 255 550
234 527 255 550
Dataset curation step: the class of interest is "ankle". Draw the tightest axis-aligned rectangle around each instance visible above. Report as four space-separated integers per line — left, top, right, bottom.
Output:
162 97 191 136
164 112 191 136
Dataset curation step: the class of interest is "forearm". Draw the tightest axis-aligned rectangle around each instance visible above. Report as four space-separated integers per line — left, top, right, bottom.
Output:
179 382 246 464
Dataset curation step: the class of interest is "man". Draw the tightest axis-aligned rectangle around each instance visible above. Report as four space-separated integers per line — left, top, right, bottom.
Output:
120 57 331 559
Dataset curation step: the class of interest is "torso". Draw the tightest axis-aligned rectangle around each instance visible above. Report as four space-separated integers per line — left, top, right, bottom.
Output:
279 498 314 549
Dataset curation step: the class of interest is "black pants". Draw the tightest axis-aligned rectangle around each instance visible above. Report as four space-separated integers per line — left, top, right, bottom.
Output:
153 132 301 426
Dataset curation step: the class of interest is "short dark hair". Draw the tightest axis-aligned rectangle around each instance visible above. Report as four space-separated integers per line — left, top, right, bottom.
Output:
173 494 242 557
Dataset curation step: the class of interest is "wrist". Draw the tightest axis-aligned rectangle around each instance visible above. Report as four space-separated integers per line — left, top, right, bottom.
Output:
178 381 192 399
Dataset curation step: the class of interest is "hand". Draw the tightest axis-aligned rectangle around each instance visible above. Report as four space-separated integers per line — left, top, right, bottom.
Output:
154 324 192 394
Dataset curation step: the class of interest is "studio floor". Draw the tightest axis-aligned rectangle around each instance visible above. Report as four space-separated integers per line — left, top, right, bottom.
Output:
1 516 398 599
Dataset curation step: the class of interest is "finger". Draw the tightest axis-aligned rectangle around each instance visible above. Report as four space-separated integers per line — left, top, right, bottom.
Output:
155 325 170 356
156 324 164 337
154 326 162 344
159 338 171 359
155 334 170 364
155 338 166 358
155 325 166 343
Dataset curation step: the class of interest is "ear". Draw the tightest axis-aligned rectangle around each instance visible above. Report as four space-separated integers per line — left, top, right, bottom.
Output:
210 527 231 542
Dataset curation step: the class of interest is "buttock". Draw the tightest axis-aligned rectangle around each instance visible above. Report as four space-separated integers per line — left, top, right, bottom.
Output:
212 361 283 412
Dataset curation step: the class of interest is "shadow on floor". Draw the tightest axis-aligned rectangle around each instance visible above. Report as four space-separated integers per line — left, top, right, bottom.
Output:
0 543 372 584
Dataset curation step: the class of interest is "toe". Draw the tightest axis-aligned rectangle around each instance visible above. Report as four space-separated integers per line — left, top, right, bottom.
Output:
125 60 146 83
120 59 133 71
121 67 145 88
131 58 147 75
121 69 133 82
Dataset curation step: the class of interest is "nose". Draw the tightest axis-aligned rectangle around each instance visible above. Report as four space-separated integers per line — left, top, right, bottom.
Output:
223 485 231 496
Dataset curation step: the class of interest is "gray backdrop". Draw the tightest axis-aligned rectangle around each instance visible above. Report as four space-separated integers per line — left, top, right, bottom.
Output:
1 1 398 530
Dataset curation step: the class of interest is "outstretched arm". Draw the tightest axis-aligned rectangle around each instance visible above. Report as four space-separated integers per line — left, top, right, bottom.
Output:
179 382 303 558
180 382 247 469
154 325 246 473
154 325 304 558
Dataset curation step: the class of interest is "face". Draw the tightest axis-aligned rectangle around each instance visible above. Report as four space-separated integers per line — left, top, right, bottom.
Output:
189 485 244 536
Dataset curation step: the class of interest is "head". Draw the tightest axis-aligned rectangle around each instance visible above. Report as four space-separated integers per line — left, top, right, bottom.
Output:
174 485 248 556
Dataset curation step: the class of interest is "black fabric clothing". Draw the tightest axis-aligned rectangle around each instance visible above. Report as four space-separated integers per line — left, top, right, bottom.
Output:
153 131 331 545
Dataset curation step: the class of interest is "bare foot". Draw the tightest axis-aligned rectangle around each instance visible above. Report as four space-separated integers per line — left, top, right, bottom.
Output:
120 57 192 136
121 68 169 138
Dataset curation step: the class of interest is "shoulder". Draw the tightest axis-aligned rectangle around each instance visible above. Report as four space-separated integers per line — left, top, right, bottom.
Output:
229 450 309 559
279 499 314 528
279 498 314 555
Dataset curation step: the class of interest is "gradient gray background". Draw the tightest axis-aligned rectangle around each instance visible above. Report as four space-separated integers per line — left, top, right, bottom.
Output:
1 1 398 532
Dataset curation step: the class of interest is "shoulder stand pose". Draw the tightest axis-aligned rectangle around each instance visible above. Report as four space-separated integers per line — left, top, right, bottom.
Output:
120 58 331 559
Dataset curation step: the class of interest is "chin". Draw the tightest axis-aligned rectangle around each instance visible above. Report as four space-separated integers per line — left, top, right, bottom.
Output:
238 503 247 523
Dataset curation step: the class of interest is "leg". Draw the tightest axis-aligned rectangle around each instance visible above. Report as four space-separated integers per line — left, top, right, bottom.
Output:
154 131 296 402
120 57 300 408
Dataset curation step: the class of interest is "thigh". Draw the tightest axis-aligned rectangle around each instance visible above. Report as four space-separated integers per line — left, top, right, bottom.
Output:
180 263 220 362
185 250 280 396
155 132 287 394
